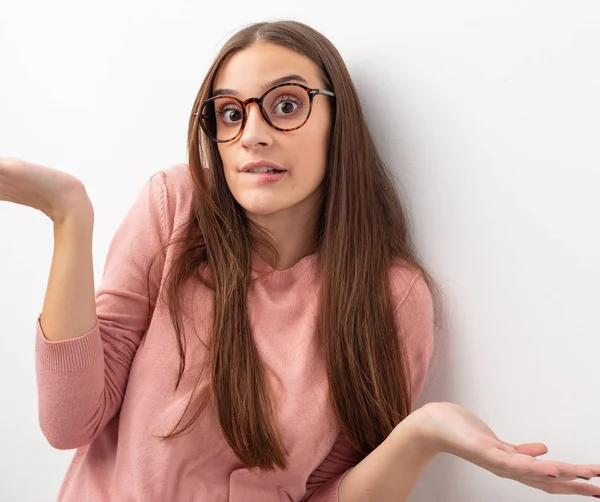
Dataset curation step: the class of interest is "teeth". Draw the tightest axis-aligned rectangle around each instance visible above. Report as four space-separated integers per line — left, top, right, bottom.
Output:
247 167 281 173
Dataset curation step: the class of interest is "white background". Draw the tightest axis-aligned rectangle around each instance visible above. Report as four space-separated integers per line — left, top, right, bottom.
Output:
1 1 599 500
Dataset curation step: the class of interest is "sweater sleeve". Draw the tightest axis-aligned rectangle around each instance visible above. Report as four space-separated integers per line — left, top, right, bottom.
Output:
302 270 435 502
35 171 168 450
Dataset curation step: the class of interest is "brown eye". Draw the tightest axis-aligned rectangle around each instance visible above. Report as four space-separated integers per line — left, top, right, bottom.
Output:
222 108 242 123
214 104 243 126
273 98 301 116
277 101 296 114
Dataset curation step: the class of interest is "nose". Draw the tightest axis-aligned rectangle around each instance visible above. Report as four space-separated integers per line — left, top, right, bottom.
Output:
240 102 272 149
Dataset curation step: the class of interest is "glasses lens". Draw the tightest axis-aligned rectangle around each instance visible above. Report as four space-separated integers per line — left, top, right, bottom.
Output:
200 85 311 142
201 97 244 142
263 85 310 130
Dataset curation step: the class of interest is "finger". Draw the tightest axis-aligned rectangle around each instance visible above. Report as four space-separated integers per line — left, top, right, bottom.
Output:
498 444 598 481
516 476 600 497
485 449 588 482
485 448 559 479
514 443 548 457
495 440 548 457
539 460 597 481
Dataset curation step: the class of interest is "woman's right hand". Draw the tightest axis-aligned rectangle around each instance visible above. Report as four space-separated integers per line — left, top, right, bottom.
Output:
0 157 93 224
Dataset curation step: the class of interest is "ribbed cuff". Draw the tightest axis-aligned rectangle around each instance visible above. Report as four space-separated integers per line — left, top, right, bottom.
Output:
35 314 104 372
308 467 354 502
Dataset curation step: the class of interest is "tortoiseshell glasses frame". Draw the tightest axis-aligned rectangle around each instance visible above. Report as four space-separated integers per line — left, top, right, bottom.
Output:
196 82 335 143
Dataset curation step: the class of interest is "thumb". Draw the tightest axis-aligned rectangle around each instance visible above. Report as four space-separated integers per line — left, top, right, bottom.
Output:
514 442 549 457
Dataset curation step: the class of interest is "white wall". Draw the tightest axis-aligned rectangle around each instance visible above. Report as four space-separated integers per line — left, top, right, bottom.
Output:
1 1 598 500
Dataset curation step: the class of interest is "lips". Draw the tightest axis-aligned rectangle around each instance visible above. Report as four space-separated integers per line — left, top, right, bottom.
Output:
239 160 286 173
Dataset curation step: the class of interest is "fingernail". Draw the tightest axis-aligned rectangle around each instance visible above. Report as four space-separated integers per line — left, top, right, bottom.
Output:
577 476 591 480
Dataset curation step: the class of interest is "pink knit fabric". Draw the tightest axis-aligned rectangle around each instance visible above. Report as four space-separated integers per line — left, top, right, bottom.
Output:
35 163 435 501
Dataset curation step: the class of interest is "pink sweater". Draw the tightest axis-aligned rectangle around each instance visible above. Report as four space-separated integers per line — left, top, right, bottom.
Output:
35 163 435 502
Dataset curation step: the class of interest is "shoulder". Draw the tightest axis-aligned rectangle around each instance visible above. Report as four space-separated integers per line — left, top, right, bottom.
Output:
156 163 194 203
387 259 432 313
148 163 195 237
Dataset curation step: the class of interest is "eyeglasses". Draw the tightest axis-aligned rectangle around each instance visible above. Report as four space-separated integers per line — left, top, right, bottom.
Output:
197 82 335 143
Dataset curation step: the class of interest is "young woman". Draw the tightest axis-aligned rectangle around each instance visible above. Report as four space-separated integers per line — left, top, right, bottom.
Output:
1 20 599 502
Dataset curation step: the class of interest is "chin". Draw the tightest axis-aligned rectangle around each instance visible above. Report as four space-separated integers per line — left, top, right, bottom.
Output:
243 205 283 217
235 192 293 217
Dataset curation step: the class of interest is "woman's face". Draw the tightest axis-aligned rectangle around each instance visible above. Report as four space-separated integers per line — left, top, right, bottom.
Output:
212 42 333 220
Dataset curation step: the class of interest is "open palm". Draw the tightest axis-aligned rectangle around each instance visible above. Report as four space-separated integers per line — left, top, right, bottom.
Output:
417 402 600 497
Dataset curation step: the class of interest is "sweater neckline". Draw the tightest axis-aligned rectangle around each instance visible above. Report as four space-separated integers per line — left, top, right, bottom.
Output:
250 251 318 283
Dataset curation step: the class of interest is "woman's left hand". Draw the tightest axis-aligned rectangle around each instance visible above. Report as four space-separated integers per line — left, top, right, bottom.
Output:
411 401 600 497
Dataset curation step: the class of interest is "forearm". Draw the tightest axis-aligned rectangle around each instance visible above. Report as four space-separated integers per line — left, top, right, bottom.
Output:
338 409 437 502
41 197 97 341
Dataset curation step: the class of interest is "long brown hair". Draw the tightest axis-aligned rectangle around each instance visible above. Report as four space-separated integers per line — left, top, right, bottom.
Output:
154 20 442 471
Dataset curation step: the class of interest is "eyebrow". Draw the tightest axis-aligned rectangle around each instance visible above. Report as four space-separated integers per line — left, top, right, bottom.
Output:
212 74 309 98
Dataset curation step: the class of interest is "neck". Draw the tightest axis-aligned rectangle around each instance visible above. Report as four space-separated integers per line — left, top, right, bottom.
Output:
249 196 321 271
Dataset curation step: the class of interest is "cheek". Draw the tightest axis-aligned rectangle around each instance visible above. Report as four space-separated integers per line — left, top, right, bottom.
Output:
217 147 239 184
292 133 327 174
299 112 331 160
308 126 330 175
217 145 229 166
311 109 332 155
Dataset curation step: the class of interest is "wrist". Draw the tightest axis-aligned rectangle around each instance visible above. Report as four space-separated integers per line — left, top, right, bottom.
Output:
53 192 94 227
391 406 440 463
